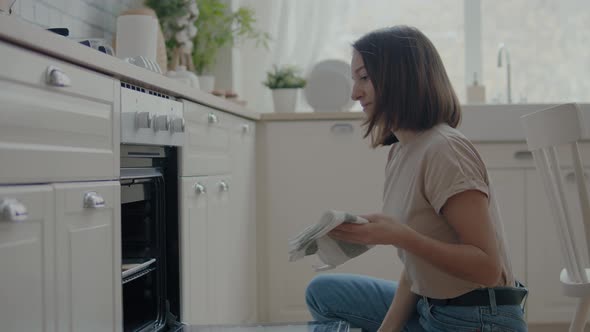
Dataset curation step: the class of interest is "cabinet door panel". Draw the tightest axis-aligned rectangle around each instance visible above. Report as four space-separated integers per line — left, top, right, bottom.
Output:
180 101 231 176
0 185 54 332
230 117 257 324
0 80 118 184
180 176 211 324
53 181 121 332
207 175 234 324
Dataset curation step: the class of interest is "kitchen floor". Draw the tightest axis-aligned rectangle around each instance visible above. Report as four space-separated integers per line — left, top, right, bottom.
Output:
529 323 590 332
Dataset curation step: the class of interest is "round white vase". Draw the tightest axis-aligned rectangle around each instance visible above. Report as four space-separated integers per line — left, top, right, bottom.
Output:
272 88 298 113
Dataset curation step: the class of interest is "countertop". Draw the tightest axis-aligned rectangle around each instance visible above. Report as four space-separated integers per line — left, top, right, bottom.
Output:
0 15 260 121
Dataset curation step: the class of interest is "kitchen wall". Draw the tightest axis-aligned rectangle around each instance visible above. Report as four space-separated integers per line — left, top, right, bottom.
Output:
10 0 143 40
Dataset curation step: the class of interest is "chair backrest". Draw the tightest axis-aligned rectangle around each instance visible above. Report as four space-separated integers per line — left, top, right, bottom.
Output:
521 103 590 283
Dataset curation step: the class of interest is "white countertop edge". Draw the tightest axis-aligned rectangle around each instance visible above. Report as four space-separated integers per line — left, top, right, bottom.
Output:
0 15 260 121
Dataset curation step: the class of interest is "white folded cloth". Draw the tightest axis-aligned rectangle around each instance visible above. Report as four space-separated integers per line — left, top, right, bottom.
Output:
288 210 374 271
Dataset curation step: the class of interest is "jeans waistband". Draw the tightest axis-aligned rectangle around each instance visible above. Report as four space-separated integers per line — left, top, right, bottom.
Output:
424 282 528 307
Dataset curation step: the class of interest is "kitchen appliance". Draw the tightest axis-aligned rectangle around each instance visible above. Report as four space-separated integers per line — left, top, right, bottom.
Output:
120 82 185 331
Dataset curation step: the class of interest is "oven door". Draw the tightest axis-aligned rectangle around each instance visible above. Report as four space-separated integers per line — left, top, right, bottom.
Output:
120 169 167 332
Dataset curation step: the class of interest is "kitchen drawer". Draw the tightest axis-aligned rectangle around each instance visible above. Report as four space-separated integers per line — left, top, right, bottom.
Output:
0 45 118 184
180 100 232 176
0 42 113 102
184 101 232 151
475 142 590 169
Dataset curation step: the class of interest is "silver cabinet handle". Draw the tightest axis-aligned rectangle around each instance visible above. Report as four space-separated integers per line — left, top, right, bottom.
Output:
218 180 229 192
45 65 71 87
0 199 28 222
194 183 206 194
135 111 152 129
208 113 218 124
170 117 185 133
514 150 533 160
241 124 250 133
83 192 105 209
330 123 354 134
153 115 169 131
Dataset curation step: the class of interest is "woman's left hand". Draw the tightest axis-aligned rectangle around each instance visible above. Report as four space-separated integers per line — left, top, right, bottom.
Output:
327 213 410 246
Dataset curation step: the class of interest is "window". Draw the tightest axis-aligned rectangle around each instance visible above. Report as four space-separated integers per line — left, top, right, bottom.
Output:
481 0 590 103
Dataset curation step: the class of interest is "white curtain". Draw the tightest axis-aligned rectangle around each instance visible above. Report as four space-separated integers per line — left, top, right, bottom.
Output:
235 0 356 113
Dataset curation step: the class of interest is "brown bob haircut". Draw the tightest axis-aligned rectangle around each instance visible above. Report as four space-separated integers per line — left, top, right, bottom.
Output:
353 25 461 147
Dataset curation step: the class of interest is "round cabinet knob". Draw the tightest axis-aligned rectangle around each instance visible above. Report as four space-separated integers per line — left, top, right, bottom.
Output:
241 124 250 133
45 65 71 87
195 183 207 194
153 115 169 131
135 111 152 129
83 192 105 209
170 117 185 133
0 198 28 222
218 180 229 192
207 113 218 124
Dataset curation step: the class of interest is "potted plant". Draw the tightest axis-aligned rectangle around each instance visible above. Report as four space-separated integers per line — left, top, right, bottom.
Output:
263 65 307 113
192 0 269 92
146 0 269 92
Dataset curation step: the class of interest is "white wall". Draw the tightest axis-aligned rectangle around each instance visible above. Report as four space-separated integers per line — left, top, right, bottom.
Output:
10 0 143 40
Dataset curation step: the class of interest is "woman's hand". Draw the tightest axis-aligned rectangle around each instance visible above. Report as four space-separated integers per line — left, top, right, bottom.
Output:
327 213 410 246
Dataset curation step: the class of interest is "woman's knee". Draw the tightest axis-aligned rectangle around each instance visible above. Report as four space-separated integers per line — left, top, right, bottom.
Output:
306 274 335 304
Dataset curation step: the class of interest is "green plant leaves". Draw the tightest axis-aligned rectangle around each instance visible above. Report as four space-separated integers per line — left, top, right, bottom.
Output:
263 65 306 89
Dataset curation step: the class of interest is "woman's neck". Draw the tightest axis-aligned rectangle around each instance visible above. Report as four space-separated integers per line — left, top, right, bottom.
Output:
392 129 417 145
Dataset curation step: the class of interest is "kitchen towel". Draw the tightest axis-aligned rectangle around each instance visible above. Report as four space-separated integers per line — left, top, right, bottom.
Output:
288 210 374 271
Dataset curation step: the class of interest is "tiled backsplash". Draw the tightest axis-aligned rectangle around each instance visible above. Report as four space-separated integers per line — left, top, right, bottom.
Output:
11 0 144 40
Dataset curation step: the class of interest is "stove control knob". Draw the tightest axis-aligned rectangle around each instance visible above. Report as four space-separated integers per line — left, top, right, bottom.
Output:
170 117 185 133
135 111 152 129
153 115 169 131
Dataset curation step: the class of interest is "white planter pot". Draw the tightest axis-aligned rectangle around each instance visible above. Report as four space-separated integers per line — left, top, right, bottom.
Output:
272 89 298 113
198 75 215 93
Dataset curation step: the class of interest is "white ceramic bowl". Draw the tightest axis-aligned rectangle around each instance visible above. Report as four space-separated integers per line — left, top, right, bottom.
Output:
304 59 355 112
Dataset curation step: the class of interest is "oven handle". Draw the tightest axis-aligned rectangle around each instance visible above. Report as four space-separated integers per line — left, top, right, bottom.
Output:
120 168 163 181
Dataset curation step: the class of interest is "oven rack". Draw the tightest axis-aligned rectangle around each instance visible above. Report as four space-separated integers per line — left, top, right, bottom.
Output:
122 258 157 284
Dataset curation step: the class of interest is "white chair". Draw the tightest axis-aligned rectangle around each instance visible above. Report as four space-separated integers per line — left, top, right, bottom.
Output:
521 103 590 332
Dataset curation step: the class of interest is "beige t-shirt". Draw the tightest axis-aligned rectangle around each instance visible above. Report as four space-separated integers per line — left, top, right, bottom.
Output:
382 123 515 299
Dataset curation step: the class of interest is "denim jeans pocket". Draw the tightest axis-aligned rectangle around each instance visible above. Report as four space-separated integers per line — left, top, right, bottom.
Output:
482 306 527 332
418 300 482 332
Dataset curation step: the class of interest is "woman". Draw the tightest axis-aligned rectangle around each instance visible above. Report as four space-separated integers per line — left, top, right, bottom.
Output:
305 26 528 332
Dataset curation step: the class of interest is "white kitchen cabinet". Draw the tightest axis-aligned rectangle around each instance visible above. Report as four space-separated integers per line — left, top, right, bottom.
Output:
179 99 257 325
0 185 55 332
0 181 122 332
53 181 122 332
0 41 119 184
180 175 236 325
229 117 258 323
258 120 402 322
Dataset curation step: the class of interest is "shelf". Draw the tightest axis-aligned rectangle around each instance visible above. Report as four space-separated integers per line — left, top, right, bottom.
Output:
122 258 156 284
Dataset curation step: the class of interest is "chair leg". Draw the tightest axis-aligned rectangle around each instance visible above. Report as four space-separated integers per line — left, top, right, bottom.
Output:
570 296 590 332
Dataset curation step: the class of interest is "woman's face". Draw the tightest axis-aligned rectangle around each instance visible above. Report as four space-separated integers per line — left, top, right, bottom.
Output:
351 50 375 114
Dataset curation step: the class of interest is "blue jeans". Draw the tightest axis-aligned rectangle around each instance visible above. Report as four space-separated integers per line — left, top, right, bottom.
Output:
305 274 528 332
